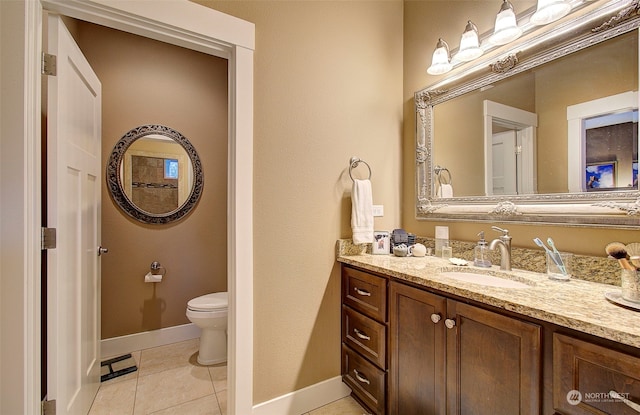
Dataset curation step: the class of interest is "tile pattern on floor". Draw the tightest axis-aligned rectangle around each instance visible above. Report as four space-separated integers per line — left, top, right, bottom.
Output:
90 339 225 415
304 396 371 415
89 339 367 414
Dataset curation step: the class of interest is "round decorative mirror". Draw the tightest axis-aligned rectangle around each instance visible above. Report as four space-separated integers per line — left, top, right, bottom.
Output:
106 125 204 224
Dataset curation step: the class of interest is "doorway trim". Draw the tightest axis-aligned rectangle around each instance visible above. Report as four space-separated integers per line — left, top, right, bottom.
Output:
567 90 638 193
4 1 254 413
483 100 538 196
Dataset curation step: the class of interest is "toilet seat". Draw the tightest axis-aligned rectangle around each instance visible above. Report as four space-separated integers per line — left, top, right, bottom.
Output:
187 292 228 312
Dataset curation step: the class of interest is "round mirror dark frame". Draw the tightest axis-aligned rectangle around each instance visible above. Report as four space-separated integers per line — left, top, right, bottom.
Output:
106 124 204 224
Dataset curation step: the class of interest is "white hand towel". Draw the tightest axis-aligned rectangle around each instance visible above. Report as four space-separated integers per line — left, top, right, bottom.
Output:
351 179 374 245
439 184 454 198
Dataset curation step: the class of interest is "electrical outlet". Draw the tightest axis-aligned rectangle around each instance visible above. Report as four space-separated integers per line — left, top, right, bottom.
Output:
372 205 384 217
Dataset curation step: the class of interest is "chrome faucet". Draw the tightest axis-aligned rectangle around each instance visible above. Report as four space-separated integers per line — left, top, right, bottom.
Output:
488 226 512 271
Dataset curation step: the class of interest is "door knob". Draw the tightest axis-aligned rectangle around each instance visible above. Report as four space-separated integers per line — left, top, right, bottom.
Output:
98 246 109 256
430 313 442 323
444 318 456 329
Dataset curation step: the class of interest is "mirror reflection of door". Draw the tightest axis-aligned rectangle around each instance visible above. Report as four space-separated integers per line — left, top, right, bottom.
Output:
484 100 538 196
492 129 517 195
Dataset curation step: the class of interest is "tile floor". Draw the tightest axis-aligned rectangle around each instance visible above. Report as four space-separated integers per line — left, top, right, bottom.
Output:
90 339 369 415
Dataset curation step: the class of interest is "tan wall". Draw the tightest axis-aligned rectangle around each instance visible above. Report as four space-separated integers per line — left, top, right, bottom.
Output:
192 0 404 404
403 1 640 257
73 22 229 339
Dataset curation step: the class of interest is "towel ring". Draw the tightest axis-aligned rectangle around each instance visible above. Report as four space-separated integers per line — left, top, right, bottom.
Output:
349 157 372 181
434 165 452 185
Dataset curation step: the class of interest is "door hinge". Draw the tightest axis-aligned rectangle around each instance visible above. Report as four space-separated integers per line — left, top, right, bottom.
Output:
42 399 56 415
42 53 57 76
41 227 57 250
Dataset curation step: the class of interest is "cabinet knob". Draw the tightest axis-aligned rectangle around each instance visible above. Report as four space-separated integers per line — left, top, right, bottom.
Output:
445 318 456 329
353 369 371 385
430 313 442 324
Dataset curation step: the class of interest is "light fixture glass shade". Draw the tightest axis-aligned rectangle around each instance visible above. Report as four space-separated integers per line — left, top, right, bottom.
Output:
427 38 453 75
489 0 522 45
455 20 484 62
530 0 571 25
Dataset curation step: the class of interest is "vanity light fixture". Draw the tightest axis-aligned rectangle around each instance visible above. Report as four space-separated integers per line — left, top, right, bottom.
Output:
489 0 522 45
455 20 484 62
530 0 571 25
427 38 453 75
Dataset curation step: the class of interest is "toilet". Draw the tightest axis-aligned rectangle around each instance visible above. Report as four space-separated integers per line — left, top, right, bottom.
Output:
186 292 228 365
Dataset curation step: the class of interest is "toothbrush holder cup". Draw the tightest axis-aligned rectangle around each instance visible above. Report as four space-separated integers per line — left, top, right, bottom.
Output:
621 269 640 303
546 252 572 281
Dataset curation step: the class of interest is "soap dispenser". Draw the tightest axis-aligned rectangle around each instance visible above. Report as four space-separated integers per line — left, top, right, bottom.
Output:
474 231 492 268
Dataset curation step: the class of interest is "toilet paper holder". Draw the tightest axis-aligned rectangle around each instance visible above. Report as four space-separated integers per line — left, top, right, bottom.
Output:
145 261 166 283
150 261 166 276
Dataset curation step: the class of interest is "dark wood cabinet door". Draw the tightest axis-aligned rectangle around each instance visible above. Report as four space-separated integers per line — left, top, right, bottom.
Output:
553 333 640 415
446 300 541 415
388 282 447 415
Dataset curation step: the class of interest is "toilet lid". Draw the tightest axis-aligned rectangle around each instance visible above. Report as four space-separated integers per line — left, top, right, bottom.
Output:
188 292 228 311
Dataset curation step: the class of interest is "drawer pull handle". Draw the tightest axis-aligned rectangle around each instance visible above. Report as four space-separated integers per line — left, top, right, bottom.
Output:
430 313 442 324
610 390 640 413
445 318 456 329
354 287 371 297
353 369 370 385
353 328 371 341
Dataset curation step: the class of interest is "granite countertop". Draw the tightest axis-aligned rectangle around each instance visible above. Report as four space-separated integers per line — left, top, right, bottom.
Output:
337 249 640 349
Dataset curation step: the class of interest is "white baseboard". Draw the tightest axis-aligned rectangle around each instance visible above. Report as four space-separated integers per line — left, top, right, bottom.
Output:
101 323 201 358
252 376 352 415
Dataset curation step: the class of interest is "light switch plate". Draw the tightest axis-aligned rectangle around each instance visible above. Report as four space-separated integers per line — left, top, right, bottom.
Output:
373 205 384 217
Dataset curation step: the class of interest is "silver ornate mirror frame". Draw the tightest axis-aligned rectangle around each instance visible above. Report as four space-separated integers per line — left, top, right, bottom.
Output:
106 124 204 224
415 0 640 228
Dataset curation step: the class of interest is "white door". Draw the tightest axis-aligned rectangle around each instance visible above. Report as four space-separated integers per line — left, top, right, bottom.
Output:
492 130 517 195
46 15 102 415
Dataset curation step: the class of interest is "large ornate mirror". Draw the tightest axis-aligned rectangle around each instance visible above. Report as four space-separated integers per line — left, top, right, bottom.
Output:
416 0 640 227
107 125 204 224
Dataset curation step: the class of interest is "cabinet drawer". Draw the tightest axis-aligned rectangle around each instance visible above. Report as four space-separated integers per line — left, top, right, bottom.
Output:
554 333 640 415
343 266 387 322
342 344 386 415
342 305 386 369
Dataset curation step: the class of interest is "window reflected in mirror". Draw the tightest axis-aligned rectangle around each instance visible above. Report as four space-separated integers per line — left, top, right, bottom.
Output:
584 110 638 191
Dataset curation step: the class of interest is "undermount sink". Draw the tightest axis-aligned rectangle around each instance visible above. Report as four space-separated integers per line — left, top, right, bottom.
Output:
439 270 533 289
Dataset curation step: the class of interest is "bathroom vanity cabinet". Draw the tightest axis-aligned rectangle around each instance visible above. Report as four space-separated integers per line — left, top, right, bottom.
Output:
388 281 541 415
340 263 640 415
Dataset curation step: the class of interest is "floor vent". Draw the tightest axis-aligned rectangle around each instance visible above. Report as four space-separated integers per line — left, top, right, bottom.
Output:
100 353 137 382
